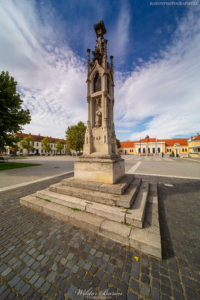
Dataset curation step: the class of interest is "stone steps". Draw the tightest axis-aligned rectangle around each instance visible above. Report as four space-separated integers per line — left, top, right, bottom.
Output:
61 174 134 195
48 178 142 209
35 179 148 228
20 182 161 258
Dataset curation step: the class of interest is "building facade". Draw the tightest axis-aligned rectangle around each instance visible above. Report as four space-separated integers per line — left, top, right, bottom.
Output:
118 135 200 157
5 133 66 156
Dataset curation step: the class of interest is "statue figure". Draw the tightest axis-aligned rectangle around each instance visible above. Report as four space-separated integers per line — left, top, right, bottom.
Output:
95 110 102 127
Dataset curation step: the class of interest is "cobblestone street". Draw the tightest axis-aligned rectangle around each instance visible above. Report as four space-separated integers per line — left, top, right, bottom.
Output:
0 174 200 300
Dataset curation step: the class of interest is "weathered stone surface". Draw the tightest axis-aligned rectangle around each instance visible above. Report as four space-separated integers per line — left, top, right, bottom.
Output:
36 189 88 210
99 174 134 195
129 228 161 259
126 181 149 228
62 174 134 195
86 202 125 223
69 211 104 233
100 220 131 245
74 158 125 184
20 180 162 258
49 178 142 208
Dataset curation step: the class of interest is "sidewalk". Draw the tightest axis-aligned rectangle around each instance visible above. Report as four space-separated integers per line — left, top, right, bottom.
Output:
0 173 200 299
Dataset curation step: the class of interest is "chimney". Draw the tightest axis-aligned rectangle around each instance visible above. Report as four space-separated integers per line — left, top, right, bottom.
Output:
29 133 31 135
191 136 193 140
38 133 40 136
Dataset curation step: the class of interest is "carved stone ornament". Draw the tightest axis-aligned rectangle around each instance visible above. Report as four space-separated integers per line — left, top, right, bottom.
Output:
95 110 102 127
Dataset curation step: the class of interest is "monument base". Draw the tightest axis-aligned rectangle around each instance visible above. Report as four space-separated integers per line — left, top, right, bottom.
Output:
74 155 125 184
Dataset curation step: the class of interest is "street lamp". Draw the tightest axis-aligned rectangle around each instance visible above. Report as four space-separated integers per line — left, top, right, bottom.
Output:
145 135 149 156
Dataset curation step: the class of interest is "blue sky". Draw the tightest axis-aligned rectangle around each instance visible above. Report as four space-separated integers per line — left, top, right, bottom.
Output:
0 0 200 141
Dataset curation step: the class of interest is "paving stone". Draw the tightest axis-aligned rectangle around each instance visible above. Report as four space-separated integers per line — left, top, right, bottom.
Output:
48 286 58 298
67 284 77 298
29 274 39 285
34 277 45 289
19 283 31 296
132 269 139 280
152 288 160 300
128 291 138 300
130 279 139 291
1 266 12 276
15 279 25 291
9 275 21 287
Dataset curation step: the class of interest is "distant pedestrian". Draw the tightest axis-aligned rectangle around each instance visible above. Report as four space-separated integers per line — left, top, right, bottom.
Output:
162 152 164 157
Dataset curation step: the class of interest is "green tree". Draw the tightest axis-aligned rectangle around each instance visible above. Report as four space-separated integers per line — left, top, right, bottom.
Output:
66 121 86 152
41 137 51 153
10 137 20 155
21 135 34 153
56 140 65 154
116 138 121 149
0 71 31 151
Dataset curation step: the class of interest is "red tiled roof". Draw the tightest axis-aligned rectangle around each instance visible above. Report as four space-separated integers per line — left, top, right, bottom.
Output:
192 135 200 141
120 141 137 148
159 139 188 146
120 138 188 148
13 133 65 143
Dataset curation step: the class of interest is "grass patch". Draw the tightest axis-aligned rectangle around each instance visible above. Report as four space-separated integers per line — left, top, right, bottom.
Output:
71 208 80 211
8 157 27 159
36 196 51 202
126 223 131 226
1 277 8 284
0 162 40 170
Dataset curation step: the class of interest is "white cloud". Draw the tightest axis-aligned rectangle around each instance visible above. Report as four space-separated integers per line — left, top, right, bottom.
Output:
108 1 131 63
0 0 87 139
0 1 199 142
114 7 200 140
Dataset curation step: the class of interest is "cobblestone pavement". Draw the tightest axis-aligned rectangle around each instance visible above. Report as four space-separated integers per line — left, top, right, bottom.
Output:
0 174 200 300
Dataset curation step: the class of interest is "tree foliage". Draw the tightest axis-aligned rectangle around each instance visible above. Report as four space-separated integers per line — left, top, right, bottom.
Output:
41 137 51 152
0 71 31 151
66 121 86 152
116 138 121 149
21 135 34 153
56 140 65 154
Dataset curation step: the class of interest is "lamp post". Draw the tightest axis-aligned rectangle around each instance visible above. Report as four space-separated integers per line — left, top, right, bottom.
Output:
155 136 157 156
145 135 149 156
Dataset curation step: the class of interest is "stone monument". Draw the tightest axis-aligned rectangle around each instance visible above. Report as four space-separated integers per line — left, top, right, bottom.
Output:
20 21 161 258
74 20 125 184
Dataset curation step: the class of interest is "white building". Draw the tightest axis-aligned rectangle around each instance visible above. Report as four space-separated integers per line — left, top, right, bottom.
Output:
6 133 67 156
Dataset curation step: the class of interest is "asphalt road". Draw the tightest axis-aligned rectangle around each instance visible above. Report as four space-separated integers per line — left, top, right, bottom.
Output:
0 155 199 190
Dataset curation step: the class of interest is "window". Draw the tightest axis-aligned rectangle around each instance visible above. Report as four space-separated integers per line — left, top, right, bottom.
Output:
41 150 43 153
107 77 109 94
37 143 38 147
138 148 141 153
148 148 150 153
158 148 160 153
185 148 187 152
143 148 145 153
153 148 155 153
94 73 101 92
170 149 171 152
182 148 184 152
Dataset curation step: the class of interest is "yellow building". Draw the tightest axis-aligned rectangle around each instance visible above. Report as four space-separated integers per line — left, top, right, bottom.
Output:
118 137 190 157
188 134 200 157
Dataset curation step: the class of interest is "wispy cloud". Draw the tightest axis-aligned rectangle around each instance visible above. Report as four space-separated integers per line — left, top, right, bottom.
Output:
115 7 200 140
0 1 199 142
108 1 131 63
0 0 87 138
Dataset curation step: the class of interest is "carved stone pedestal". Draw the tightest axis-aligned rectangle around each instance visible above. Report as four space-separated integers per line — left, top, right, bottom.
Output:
75 156 125 184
